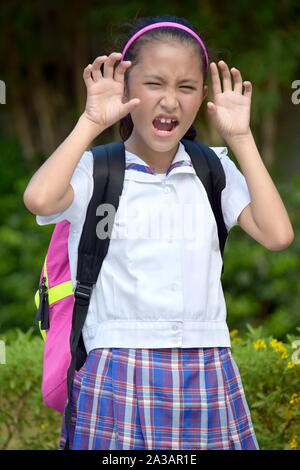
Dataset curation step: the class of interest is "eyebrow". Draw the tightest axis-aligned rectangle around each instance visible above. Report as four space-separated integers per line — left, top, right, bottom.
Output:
143 75 198 84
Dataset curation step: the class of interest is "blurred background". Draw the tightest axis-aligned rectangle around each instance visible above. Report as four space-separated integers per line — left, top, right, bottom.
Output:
0 0 299 451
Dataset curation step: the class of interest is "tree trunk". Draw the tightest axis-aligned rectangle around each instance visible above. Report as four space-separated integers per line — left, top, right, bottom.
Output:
31 63 57 157
260 75 278 166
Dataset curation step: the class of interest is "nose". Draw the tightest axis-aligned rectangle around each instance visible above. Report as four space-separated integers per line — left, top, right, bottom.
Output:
160 90 179 110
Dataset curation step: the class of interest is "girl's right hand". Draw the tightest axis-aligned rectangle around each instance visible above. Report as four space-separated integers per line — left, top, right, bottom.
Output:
82 52 140 130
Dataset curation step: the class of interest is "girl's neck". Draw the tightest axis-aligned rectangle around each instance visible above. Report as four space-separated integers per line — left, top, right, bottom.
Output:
124 137 179 174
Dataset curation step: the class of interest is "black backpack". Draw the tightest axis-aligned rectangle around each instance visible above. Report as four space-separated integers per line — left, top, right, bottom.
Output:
63 137 228 449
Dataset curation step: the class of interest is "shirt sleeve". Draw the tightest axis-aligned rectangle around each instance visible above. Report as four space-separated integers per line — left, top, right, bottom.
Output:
36 150 94 227
209 146 252 231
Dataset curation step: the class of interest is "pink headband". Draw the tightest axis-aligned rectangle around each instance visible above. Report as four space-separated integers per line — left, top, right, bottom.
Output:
121 21 209 73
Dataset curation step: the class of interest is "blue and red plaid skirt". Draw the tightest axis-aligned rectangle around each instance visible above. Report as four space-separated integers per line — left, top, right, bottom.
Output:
59 347 260 450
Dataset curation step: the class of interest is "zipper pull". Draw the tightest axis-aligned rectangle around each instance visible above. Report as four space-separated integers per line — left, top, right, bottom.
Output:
36 276 50 329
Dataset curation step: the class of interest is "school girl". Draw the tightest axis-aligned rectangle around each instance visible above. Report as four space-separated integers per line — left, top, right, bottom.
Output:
24 14 294 450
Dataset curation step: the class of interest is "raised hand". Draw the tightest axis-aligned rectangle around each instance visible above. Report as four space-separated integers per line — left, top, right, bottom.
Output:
207 60 252 140
82 52 140 130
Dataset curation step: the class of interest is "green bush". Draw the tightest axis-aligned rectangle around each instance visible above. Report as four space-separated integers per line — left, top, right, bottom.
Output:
230 324 300 450
0 326 299 450
0 328 62 450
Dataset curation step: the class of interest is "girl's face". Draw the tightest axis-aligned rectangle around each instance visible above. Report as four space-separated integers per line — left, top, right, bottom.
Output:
123 41 208 159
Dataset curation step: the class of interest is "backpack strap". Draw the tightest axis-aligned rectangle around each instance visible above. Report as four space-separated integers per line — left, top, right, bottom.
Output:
180 138 228 274
63 141 125 450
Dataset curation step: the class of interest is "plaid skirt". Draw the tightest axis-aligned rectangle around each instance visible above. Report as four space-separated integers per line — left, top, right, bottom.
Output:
59 347 260 450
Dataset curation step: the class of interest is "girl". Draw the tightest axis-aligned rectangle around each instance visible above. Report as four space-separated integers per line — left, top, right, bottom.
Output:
23 14 294 450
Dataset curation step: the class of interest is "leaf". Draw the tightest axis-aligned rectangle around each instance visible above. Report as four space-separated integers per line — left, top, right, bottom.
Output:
256 392 267 399
251 400 266 408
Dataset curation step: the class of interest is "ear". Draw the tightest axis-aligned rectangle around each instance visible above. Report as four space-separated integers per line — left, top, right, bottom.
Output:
202 85 208 101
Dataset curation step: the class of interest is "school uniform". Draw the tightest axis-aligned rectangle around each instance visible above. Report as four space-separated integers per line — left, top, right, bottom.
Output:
36 140 260 450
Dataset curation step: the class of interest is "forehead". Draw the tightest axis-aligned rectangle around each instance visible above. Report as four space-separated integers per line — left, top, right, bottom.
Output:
134 41 202 78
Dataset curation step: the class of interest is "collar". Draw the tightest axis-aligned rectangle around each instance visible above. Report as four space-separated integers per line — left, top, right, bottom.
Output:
125 141 197 182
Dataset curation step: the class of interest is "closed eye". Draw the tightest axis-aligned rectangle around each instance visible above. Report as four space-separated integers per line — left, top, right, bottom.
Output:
145 83 195 90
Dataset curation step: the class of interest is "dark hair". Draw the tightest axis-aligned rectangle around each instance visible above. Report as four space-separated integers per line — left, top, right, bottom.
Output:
113 14 213 142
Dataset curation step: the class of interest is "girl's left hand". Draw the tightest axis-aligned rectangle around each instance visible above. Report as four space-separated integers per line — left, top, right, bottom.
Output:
207 61 252 140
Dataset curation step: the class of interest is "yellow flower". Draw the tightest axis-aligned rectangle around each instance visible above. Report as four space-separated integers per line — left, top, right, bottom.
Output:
269 338 287 353
289 436 298 449
287 361 295 368
253 339 266 350
289 393 299 405
232 337 241 344
230 329 239 338
280 352 288 359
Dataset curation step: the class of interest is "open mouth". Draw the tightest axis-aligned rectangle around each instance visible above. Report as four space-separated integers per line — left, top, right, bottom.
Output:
152 118 179 136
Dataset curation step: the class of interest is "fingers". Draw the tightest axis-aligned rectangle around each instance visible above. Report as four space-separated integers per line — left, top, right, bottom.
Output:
230 67 243 94
243 81 252 99
217 61 232 92
122 98 141 114
91 55 109 81
83 64 93 86
84 52 133 86
83 56 108 84
102 52 122 79
210 61 251 96
209 62 222 95
114 60 133 84
230 64 252 97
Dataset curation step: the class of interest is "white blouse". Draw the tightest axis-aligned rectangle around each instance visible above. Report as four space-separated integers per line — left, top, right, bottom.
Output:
36 140 251 352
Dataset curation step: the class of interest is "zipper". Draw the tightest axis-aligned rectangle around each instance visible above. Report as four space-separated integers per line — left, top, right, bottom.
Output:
35 276 50 330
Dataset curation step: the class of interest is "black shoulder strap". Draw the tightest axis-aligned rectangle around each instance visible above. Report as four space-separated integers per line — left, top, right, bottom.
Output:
76 141 125 283
180 138 228 269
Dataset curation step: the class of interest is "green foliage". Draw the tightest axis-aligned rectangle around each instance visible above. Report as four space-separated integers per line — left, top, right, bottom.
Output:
0 137 53 333
222 171 300 341
0 328 62 450
230 324 300 450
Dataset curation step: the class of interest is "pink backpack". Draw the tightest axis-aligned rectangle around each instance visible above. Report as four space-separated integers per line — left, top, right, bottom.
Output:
34 139 228 449
35 220 74 413
34 141 124 417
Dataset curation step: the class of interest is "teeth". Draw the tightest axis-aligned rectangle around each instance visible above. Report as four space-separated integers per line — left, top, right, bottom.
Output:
156 118 177 123
155 129 173 134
